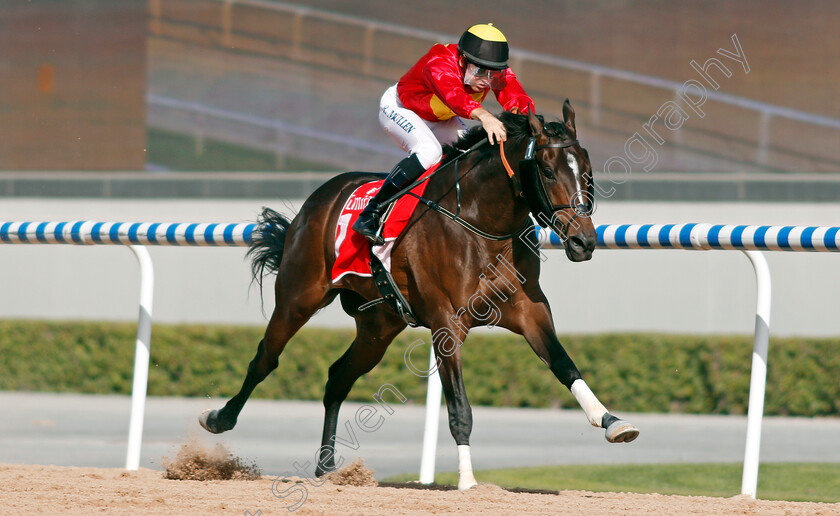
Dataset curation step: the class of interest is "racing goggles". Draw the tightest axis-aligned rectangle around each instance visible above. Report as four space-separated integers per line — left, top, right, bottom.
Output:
463 63 506 89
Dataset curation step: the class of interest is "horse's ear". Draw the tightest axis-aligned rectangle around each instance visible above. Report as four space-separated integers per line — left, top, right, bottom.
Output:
562 99 576 136
527 109 543 137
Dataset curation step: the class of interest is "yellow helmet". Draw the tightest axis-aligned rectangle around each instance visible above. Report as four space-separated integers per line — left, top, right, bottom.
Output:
458 23 509 70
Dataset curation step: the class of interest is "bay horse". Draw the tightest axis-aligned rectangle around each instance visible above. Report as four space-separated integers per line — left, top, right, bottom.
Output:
200 101 639 489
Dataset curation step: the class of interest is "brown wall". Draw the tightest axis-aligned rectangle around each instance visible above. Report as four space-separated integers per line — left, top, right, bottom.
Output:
0 0 147 170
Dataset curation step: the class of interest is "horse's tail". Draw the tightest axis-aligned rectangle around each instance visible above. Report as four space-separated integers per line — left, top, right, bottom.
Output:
247 207 292 290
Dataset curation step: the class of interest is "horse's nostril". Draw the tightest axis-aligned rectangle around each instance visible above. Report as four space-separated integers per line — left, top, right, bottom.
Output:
568 234 595 253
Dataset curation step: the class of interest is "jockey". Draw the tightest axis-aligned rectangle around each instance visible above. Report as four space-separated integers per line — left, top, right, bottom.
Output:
353 23 535 244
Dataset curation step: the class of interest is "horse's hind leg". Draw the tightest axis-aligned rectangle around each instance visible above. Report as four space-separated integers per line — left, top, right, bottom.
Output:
199 286 335 434
504 294 639 443
314 293 406 477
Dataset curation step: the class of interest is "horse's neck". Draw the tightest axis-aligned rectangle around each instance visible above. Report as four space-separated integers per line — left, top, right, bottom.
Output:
435 145 529 235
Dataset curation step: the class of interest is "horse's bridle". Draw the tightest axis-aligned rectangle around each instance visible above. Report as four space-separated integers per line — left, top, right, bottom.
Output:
381 125 594 241
518 134 594 232
388 139 532 241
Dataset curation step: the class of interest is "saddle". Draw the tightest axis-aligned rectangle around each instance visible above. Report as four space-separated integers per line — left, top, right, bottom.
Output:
332 168 441 327
358 194 423 327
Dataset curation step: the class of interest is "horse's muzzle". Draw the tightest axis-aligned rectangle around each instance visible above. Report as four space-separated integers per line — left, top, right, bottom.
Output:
565 233 596 262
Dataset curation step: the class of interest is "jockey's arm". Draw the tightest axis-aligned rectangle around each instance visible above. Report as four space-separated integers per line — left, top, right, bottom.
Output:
470 107 506 145
495 68 535 115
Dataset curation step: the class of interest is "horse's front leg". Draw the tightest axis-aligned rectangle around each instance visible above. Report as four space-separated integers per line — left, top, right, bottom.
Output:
503 295 639 443
429 322 478 490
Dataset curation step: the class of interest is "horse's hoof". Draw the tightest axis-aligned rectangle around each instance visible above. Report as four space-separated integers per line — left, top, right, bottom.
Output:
458 475 478 490
199 409 226 434
605 419 639 443
314 465 335 478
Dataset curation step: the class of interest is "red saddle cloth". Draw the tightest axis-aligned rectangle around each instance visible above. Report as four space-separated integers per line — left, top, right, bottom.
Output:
332 164 439 282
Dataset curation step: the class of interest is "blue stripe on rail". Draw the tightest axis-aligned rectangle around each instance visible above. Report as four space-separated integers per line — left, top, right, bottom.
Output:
204 224 218 245
776 226 793 250
185 223 199 245
548 229 563 247
91 222 105 244
595 225 606 247
0 222 12 243
614 225 630 248
243 224 254 245
147 223 160 244
658 224 675 247
679 223 696 248
16 222 30 243
707 225 724 248
165 224 179 245
731 225 746 248
36 222 49 243
53 222 67 243
70 221 85 244
128 223 142 244
825 227 839 250
223 224 236 245
754 226 769 249
109 224 122 244
637 224 653 247
800 226 816 250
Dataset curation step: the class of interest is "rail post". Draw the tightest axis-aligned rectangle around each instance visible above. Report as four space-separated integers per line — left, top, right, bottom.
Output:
125 245 155 470
419 350 443 484
740 250 771 497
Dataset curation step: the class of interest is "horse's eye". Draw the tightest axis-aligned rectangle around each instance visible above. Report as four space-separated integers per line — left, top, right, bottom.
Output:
542 167 555 180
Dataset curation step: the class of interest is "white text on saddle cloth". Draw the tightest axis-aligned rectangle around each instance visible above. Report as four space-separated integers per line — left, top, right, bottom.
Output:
344 194 376 212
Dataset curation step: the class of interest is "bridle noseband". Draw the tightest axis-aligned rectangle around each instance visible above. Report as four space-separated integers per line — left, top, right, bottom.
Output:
518 133 594 232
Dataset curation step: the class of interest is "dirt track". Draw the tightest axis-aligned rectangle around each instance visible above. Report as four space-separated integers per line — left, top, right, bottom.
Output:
2 463 838 515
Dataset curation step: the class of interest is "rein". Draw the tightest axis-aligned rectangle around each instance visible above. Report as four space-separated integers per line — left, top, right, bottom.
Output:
384 139 532 242
377 139 488 207
498 142 523 197
410 194 533 241
378 127 588 242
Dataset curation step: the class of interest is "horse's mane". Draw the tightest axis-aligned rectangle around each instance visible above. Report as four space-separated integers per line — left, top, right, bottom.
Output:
441 111 568 163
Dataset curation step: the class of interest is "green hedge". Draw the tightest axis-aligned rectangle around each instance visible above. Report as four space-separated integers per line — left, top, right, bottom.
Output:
1 320 838 417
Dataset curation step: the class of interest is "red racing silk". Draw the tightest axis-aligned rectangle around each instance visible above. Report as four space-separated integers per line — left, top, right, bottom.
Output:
331 163 441 282
397 43 534 122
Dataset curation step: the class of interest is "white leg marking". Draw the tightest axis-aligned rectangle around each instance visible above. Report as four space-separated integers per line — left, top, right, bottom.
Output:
570 379 608 427
457 445 478 490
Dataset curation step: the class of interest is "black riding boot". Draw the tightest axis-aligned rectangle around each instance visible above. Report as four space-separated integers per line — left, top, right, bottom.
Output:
353 153 426 244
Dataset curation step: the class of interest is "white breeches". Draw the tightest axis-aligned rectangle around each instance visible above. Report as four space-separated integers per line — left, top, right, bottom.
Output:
379 84 467 169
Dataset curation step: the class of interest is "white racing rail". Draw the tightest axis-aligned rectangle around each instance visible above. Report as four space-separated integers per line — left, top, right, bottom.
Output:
0 221 252 471
2 220 839 496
